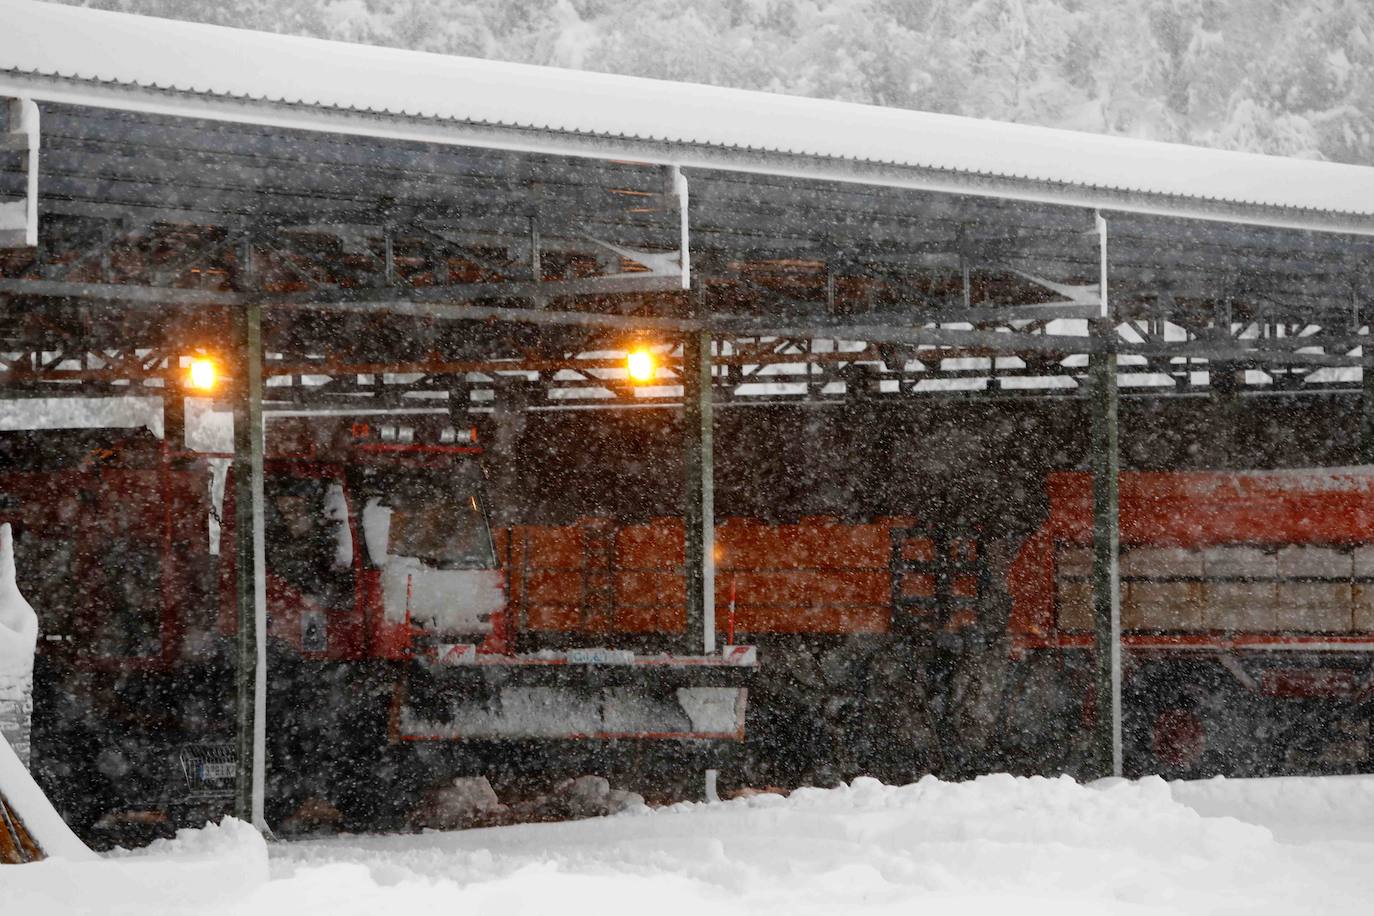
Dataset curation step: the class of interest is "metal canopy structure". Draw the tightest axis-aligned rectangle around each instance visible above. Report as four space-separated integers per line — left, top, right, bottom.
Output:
3 100 1371 407
5 0 1374 818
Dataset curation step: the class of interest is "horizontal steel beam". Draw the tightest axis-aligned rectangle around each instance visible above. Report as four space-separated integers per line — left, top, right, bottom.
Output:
268 296 694 332
40 106 659 191
276 272 683 306
270 295 1101 353
0 277 243 306
4 278 1359 365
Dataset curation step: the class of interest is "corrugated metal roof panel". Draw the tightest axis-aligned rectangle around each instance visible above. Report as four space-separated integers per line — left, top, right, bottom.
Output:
3 0 1374 223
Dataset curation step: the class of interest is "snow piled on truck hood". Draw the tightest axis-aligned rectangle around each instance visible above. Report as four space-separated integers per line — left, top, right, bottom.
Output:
12 774 1374 915
362 499 503 634
378 556 503 634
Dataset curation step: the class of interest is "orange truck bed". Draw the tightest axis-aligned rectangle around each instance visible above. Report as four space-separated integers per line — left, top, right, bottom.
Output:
1010 470 1374 648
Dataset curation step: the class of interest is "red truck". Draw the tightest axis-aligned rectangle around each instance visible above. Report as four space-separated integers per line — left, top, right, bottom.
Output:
7 418 1373 842
0 419 752 842
493 469 1374 782
1008 470 1374 776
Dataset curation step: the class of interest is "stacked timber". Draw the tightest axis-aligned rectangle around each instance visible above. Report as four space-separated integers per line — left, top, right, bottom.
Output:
1 790 41 863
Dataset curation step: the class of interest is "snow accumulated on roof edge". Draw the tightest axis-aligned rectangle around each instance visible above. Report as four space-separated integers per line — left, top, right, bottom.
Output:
4 0 1374 222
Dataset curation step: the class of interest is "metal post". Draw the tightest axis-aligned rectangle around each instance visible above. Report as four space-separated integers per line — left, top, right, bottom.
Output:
382 226 395 287
682 313 715 654
1362 344 1374 464
1356 292 1374 465
529 217 545 310
163 378 184 451
667 164 690 290
231 248 268 828
1089 212 1122 778
700 332 715 655
0 98 39 249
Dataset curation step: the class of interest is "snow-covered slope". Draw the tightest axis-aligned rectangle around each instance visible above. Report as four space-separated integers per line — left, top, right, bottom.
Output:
9 774 1374 914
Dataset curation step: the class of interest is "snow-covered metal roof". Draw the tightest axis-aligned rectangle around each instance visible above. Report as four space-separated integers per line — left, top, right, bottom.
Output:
4 0 1374 234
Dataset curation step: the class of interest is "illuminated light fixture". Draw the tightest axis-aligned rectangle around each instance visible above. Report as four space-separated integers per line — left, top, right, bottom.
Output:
627 348 657 384
440 426 478 444
186 357 218 391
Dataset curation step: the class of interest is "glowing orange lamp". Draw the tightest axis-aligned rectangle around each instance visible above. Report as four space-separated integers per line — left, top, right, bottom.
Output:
627 348 656 384
186 357 218 392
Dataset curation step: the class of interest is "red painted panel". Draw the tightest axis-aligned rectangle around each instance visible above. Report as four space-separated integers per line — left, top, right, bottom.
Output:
1010 470 1374 646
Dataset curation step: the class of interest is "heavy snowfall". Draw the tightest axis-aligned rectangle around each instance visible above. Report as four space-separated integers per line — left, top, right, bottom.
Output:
7 0 1374 912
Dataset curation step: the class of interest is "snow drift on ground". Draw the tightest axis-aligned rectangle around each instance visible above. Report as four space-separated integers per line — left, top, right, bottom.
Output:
5 816 260 911
9 774 1374 915
0 730 93 862
0 522 42 774
0 523 38 674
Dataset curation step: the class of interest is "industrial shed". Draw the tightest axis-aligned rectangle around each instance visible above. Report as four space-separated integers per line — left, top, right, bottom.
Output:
4 0 1374 836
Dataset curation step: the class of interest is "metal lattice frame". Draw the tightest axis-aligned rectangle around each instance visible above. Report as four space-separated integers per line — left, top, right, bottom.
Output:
5 92 1374 798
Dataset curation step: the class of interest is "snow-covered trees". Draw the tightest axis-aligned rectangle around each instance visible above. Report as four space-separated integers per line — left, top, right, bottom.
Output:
53 0 1374 164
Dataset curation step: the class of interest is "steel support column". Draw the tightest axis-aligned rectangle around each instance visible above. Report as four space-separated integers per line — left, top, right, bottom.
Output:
230 294 268 829
1089 212 1122 778
682 317 715 654
1362 346 1374 463
163 381 185 450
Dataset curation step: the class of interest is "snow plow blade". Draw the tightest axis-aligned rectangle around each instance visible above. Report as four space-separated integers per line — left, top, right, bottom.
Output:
396 647 756 741
0 731 94 864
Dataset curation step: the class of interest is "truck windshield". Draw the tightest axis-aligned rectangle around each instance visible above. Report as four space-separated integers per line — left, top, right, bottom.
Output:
366 461 496 570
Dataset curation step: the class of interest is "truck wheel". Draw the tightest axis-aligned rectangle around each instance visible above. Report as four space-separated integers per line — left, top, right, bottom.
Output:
1149 708 1206 772
853 645 940 784
1125 671 1249 779
1001 654 1082 775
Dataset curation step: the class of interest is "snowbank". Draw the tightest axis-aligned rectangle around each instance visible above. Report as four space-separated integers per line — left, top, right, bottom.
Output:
1172 774 1374 843
6 818 265 914
0 725 93 862
0 522 39 766
0 523 38 673
270 776 1374 914
9 775 1374 914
